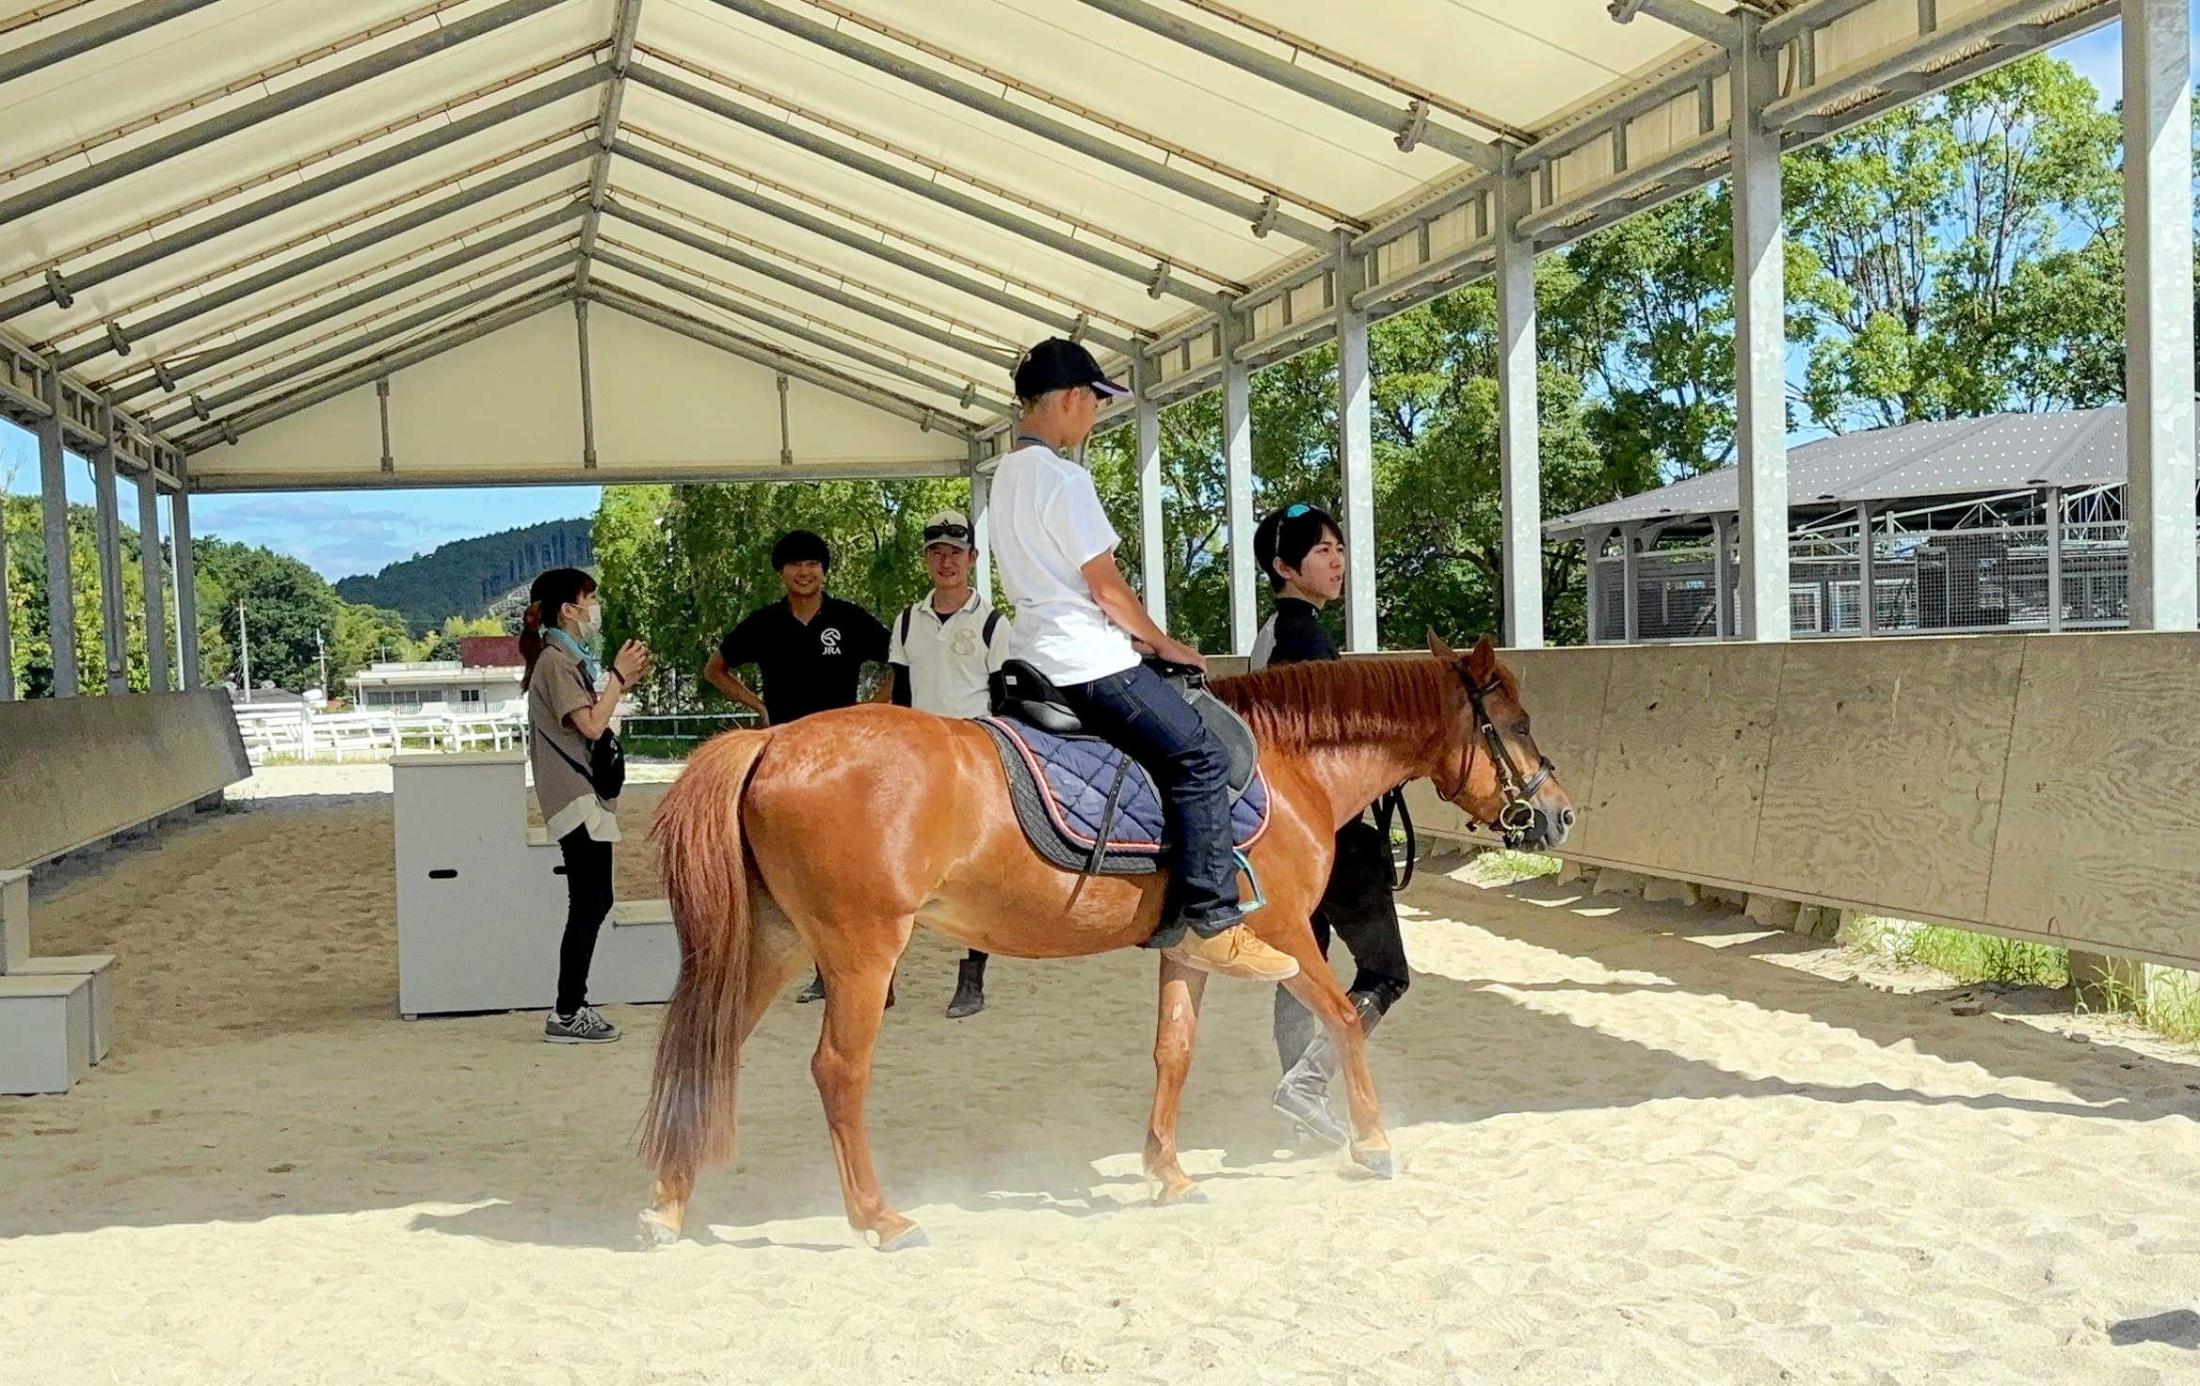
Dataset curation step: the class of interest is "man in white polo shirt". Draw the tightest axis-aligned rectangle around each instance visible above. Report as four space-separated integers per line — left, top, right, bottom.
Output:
989 338 1296 984
885 508 1008 1017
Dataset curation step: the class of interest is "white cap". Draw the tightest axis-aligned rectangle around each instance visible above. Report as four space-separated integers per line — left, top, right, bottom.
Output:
922 510 973 551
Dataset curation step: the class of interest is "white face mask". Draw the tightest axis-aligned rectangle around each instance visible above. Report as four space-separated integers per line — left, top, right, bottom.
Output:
571 602 602 641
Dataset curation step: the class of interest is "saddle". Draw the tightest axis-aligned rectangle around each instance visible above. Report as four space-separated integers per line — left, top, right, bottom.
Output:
980 659 1270 877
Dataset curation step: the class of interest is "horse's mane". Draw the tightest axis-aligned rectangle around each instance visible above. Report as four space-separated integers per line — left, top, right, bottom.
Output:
1211 655 1473 753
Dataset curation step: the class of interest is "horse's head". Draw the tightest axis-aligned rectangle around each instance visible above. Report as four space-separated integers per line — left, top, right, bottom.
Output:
1425 631 1575 851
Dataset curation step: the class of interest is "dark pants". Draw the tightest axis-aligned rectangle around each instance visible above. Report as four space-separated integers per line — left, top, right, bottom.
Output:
556 826 615 1017
1058 662 1241 938
1274 819 1410 1073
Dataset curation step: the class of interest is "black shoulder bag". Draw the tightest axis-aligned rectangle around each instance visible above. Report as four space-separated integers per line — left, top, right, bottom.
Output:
534 667 627 800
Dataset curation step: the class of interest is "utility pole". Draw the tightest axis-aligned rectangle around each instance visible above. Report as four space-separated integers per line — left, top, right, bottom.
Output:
237 599 252 704
314 627 328 695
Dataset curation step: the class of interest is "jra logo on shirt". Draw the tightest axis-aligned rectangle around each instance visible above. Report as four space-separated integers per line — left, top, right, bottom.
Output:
820 627 843 656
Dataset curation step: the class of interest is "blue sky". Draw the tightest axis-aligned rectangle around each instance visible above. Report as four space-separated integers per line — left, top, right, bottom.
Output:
0 20 2176 583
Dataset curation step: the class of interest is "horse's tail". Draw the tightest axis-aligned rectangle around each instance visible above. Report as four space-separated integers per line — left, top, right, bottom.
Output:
640 729 771 1174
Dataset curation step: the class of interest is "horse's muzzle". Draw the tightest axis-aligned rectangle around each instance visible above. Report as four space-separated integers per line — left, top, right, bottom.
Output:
1508 803 1575 852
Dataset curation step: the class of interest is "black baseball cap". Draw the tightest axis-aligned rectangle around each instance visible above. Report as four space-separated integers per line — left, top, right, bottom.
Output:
1013 338 1130 402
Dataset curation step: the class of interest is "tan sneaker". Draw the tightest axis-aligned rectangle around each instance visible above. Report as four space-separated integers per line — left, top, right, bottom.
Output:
1165 924 1300 982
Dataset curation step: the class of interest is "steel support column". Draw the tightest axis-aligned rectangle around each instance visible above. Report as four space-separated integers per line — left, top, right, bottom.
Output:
1134 354 1168 628
1335 234 1378 652
38 365 78 696
172 472 200 688
92 401 129 693
0 469 10 697
1221 308 1256 655
1712 513 1734 639
1583 533 1603 645
1620 526 1641 644
2122 0 2196 631
1856 503 1876 636
1731 12 1790 641
576 0 645 296
968 440 993 601
2046 486 2064 633
576 298 599 468
1494 151 1542 649
136 468 170 691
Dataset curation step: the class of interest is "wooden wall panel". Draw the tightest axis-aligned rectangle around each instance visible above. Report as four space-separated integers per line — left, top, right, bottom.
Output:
1753 637 2023 923
1986 633 2200 962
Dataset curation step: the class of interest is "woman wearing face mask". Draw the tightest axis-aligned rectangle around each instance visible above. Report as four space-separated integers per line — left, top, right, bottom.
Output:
521 567 653 1044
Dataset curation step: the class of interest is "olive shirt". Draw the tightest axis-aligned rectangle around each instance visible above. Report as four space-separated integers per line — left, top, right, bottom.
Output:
527 641 621 844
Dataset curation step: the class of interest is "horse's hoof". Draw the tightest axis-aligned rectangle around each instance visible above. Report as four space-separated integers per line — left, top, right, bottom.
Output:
1349 1145 1396 1180
637 1210 682 1248
873 1223 929 1252
1152 1181 1206 1207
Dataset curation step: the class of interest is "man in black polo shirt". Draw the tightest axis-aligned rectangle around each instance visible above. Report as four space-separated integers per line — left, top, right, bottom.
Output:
703 529 891 1004
704 529 891 728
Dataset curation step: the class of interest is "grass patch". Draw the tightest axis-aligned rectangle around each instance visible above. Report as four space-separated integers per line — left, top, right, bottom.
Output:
2079 967 2200 1045
1842 915 2069 988
1459 850 1562 886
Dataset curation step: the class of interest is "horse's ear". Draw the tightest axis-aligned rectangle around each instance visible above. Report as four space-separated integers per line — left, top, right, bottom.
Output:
1427 627 1458 663
1467 634 1499 684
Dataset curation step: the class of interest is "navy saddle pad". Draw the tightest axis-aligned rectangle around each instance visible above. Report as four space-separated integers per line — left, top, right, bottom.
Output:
977 717 1271 877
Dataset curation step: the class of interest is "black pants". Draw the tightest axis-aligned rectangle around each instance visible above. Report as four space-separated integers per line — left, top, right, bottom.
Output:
1273 819 1410 1072
556 826 615 1016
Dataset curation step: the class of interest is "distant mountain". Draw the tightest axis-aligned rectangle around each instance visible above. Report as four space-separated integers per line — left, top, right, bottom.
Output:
335 519 595 635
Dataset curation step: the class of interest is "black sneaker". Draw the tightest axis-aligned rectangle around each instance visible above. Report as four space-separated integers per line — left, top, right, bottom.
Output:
795 971 825 1005
544 1004 619 1044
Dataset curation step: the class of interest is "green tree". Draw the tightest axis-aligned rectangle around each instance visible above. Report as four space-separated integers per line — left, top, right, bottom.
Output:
329 603 415 681
194 540 340 692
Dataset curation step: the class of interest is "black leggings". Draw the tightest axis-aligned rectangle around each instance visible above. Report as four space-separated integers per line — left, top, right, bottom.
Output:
1273 819 1410 1072
556 827 615 1016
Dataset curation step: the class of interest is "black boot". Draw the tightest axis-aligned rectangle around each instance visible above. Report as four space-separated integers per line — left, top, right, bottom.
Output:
795 968 824 1004
946 956 987 1019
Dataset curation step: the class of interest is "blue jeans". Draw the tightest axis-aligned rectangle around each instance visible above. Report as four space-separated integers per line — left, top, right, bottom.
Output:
1059 663 1241 939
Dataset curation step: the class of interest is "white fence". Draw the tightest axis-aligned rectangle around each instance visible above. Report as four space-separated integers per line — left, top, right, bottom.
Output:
232 705 528 765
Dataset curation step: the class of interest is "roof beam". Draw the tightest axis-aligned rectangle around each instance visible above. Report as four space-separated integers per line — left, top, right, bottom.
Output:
627 62 1230 312
52 141 593 371
0 63 607 324
611 142 1135 353
0 0 224 86
575 0 644 294
190 457 963 492
181 283 577 452
587 284 978 436
151 252 580 435
602 202 1018 371
696 0 1336 248
1607 0 1741 47
1070 0 1499 170
590 248 1012 412
0 0 571 226
114 204 585 406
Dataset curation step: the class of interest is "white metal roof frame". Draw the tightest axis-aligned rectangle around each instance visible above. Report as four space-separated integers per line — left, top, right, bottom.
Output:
0 0 2122 496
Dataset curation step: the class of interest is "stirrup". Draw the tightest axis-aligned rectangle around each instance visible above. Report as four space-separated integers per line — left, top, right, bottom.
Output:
1235 848 1267 915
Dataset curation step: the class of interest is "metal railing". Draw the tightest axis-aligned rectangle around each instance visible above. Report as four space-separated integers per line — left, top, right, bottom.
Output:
1593 521 2161 642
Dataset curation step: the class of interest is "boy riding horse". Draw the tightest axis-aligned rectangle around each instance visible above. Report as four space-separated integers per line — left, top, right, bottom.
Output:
988 338 1297 983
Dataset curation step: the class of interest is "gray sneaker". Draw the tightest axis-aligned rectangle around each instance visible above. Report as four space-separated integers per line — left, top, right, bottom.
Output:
544 1004 619 1044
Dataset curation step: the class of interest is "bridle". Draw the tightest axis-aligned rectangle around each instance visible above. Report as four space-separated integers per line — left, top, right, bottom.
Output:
1437 669 1556 847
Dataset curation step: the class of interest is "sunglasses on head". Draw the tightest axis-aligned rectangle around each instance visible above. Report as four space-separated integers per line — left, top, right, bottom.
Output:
924 523 972 544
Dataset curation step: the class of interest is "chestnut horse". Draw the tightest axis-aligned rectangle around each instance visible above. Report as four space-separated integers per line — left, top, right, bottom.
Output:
639 634 1573 1249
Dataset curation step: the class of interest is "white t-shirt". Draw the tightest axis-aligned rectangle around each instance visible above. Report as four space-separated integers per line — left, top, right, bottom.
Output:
989 440 1139 685
889 589 1006 719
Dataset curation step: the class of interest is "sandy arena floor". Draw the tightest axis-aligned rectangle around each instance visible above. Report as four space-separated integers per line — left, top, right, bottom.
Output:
3 765 2198 1384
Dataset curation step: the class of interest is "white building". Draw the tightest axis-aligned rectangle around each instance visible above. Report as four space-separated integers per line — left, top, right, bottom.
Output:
348 661 523 716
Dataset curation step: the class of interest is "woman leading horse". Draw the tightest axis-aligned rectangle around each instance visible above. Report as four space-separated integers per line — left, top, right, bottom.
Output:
639 633 1573 1250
